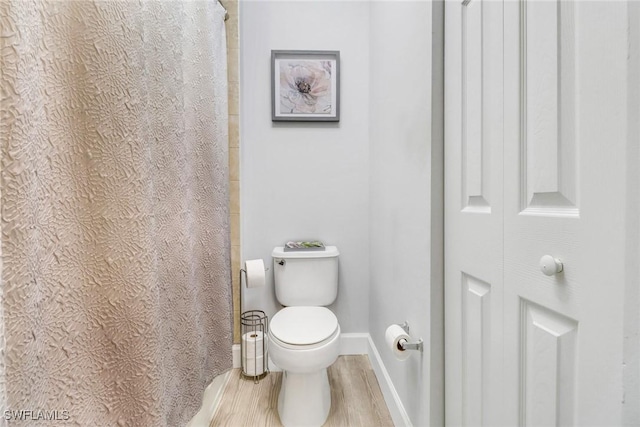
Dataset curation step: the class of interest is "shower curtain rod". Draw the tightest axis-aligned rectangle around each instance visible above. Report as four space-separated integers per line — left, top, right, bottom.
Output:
218 0 229 21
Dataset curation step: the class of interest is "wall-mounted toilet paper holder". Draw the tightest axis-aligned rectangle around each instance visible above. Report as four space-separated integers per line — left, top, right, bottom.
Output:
397 321 423 352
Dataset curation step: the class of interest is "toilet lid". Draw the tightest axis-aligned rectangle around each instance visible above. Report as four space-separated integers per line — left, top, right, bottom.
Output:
270 307 339 346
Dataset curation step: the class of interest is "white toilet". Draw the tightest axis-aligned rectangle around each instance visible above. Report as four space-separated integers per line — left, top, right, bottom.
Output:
269 245 341 427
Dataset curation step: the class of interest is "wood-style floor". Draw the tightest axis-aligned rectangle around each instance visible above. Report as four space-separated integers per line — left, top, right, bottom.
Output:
209 355 394 427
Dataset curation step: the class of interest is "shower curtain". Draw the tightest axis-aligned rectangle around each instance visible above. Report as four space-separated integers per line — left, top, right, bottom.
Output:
0 1 232 425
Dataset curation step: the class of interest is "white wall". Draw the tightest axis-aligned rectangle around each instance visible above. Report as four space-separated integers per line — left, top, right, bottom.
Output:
239 0 371 332
369 1 443 426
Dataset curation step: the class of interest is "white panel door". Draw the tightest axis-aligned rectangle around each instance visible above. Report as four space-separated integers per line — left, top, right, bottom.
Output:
446 1 631 425
502 1 629 425
445 0 504 425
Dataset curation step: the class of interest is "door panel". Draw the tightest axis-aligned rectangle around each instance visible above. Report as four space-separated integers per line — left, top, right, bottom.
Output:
503 1 628 425
462 0 491 212
461 273 492 426
520 300 578 427
445 0 504 425
520 0 578 215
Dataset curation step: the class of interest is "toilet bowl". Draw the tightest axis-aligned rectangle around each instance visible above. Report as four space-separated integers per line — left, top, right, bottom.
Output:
268 306 341 427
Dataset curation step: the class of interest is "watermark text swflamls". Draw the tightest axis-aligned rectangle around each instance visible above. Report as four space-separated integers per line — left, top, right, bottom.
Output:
4 409 70 422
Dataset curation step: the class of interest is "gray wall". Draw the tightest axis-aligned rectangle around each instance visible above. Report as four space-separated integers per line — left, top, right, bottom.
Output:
369 1 443 425
239 0 371 333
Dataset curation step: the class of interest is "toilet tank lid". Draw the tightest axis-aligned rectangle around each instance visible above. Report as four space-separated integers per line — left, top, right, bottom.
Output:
272 246 339 259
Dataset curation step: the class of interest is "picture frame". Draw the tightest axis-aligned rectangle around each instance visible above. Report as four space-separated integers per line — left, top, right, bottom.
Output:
271 50 340 122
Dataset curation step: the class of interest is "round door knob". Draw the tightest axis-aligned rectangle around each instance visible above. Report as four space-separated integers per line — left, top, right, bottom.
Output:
539 255 563 276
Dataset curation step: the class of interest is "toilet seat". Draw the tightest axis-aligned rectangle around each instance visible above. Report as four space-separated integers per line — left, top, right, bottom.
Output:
270 307 339 350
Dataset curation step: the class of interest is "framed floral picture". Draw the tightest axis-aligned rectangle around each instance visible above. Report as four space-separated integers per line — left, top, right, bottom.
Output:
271 50 340 122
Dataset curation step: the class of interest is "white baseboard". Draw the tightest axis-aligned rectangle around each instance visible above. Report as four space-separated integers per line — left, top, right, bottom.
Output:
367 335 413 427
204 333 410 427
233 332 370 370
186 370 231 427
339 332 370 354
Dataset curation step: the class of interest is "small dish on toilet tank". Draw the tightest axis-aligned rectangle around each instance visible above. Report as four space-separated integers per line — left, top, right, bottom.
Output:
283 241 326 252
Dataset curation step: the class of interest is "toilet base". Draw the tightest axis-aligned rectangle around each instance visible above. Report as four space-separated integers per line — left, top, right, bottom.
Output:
277 369 331 427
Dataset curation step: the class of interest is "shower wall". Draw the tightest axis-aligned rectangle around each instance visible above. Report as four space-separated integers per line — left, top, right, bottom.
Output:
223 0 242 344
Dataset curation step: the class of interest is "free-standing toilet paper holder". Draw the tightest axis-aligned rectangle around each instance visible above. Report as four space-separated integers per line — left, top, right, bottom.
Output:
397 321 424 352
240 310 269 382
240 263 271 383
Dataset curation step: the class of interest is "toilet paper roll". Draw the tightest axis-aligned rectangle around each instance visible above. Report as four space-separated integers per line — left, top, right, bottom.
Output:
244 259 266 288
243 355 265 376
385 324 411 361
241 331 267 360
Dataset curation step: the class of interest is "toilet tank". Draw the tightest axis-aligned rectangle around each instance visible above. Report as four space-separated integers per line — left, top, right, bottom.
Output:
271 246 339 307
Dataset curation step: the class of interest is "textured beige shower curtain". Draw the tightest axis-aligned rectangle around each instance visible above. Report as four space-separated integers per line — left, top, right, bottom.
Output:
0 1 232 425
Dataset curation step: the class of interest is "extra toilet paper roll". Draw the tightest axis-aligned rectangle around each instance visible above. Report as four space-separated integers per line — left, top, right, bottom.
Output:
385 324 411 361
242 331 267 376
243 355 265 376
244 259 265 288
241 331 267 360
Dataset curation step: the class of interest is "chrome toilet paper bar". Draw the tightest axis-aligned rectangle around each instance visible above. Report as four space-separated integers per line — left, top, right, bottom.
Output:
397 321 423 352
239 267 270 280
399 337 424 351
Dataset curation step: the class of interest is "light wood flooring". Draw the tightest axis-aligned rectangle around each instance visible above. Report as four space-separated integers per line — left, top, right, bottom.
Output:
209 355 394 427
